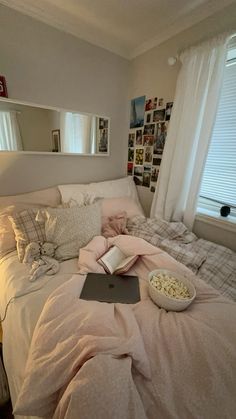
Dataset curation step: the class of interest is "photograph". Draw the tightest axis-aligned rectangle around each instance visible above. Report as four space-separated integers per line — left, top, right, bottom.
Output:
143 124 155 135
143 135 154 146
134 165 143 176
128 133 135 147
136 129 143 145
103 119 109 128
153 122 168 154
158 98 164 107
145 97 157 111
150 185 156 193
133 176 143 186
130 96 146 128
165 102 173 120
151 167 159 182
98 128 108 152
52 129 61 152
144 165 151 172
127 162 133 175
0 75 8 97
142 172 151 188
153 157 162 166
146 113 152 123
128 148 134 162
99 118 105 129
135 148 144 165
144 146 153 163
153 109 165 122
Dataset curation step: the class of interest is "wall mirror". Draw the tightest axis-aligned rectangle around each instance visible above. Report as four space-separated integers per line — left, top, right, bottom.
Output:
0 98 110 155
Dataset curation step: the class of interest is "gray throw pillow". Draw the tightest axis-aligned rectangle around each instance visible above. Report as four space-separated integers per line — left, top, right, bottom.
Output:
37 202 101 261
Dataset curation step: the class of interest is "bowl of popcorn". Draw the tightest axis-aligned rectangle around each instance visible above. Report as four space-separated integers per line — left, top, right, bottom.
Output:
148 269 196 311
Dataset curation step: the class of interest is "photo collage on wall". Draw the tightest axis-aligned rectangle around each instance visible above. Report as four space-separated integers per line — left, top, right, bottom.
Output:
127 95 173 193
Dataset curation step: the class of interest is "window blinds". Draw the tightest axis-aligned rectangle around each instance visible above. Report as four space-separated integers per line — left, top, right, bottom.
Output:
199 51 236 209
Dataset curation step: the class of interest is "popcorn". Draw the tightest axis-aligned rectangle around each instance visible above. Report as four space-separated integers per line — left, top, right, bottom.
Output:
150 273 191 299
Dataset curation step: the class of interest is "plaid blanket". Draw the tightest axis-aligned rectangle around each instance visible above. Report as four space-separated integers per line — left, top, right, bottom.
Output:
127 216 236 301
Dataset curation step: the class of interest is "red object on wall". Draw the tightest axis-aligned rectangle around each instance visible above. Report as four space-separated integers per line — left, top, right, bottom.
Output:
0 75 8 97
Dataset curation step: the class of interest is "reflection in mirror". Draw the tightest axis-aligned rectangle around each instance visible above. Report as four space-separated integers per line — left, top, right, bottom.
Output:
0 99 109 155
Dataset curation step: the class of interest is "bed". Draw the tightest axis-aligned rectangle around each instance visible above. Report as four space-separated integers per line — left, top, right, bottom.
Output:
0 177 236 419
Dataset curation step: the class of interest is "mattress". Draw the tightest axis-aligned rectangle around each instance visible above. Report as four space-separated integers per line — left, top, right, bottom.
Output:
0 251 81 419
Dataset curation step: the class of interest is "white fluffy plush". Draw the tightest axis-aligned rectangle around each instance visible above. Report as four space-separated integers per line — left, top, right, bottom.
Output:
23 242 41 264
29 255 60 282
41 242 57 257
23 241 60 282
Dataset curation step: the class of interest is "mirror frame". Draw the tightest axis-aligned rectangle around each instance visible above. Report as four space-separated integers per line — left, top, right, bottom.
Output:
0 97 110 156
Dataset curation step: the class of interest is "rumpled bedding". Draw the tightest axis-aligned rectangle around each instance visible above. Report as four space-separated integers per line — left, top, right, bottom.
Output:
14 235 236 419
127 216 236 301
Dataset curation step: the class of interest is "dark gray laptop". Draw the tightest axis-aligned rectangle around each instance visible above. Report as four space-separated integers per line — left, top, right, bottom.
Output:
80 273 140 304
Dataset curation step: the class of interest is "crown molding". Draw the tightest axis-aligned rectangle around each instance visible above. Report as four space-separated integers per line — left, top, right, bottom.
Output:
0 0 235 60
130 0 235 58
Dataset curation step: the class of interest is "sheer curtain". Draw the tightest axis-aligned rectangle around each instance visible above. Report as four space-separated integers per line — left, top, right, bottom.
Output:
60 112 96 154
150 32 234 229
0 111 22 151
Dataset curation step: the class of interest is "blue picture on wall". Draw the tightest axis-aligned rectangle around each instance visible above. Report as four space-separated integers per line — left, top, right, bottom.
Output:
130 96 146 128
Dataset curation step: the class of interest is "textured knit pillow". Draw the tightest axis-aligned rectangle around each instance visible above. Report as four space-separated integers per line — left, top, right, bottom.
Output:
8 208 46 262
36 202 101 261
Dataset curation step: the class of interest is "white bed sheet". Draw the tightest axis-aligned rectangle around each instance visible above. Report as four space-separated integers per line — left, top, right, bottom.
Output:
0 251 82 419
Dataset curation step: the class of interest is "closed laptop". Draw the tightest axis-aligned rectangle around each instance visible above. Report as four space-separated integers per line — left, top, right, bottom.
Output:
80 272 140 304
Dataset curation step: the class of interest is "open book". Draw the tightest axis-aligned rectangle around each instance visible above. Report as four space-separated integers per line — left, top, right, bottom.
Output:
98 245 138 275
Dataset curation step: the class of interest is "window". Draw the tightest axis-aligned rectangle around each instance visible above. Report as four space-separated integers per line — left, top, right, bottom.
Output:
198 44 236 222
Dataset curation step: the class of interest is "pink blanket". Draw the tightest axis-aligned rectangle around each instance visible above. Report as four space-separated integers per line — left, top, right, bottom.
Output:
14 235 236 419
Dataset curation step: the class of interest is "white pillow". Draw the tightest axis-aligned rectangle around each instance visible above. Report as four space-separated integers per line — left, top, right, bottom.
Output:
58 177 141 207
101 197 144 218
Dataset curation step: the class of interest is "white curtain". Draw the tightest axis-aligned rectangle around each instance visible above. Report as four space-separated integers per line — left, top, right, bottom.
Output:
150 32 233 229
0 111 22 151
60 112 96 154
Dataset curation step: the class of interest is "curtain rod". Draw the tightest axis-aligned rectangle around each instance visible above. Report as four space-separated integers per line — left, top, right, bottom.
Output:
178 31 236 58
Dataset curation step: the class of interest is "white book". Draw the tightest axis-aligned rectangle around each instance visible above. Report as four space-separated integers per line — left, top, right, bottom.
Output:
98 245 138 275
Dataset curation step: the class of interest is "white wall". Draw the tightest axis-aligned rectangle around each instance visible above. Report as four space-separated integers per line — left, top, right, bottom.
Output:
0 4 130 195
129 3 236 251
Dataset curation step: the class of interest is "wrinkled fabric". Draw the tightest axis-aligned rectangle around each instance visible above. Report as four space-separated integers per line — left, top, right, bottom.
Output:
127 216 236 300
15 235 236 419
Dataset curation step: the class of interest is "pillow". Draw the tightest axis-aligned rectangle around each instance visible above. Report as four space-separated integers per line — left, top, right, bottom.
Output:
0 203 49 260
0 187 60 210
101 197 144 219
0 187 60 259
0 212 16 259
102 212 128 238
37 202 101 261
8 208 46 262
58 177 142 208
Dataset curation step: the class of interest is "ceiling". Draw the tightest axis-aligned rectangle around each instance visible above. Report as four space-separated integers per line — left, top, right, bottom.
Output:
0 0 234 58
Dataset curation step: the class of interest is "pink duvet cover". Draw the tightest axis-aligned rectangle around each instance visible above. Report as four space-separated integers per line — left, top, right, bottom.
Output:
14 235 236 419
